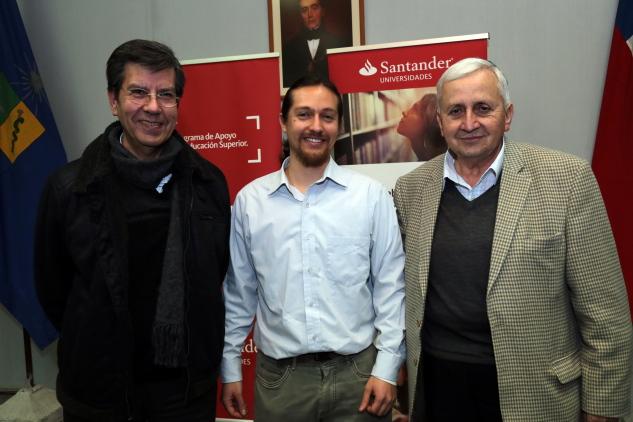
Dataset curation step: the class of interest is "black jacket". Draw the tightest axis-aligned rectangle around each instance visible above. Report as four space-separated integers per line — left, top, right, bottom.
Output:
34 122 230 421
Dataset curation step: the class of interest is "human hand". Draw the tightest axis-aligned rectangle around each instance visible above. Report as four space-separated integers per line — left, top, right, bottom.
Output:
222 381 247 418
358 376 396 416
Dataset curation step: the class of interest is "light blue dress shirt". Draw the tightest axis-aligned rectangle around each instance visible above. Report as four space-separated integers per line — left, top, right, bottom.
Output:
221 158 406 384
444 141 505 200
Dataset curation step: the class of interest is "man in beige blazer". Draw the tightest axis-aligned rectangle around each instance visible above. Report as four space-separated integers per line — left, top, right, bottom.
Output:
393 58 632 422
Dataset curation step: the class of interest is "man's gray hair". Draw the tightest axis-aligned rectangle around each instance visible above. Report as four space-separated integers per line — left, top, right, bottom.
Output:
436 58 511 110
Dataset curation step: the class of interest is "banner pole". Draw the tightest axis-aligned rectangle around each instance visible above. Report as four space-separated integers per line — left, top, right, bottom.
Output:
22 328 34 387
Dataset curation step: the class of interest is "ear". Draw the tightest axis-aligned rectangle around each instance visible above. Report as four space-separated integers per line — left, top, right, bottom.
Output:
504 103 514 132
436 112 445 137
279 113 287 133
107 90 119 117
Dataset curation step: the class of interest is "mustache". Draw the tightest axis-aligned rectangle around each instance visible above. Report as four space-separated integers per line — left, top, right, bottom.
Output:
456 129 486 138
304 130 325 137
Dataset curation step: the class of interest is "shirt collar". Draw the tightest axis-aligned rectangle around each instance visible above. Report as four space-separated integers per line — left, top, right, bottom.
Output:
443 139 505 188
267 156 349 196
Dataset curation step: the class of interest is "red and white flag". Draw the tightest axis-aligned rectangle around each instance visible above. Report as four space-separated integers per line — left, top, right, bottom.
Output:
592 0 633 312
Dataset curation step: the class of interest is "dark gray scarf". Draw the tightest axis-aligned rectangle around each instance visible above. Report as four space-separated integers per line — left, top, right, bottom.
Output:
108 130 187 367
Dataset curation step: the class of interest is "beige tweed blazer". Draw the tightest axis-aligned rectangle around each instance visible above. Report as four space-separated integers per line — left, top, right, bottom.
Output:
393 141 632 421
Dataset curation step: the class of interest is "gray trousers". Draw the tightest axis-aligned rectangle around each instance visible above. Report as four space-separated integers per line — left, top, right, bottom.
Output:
254 345 391 422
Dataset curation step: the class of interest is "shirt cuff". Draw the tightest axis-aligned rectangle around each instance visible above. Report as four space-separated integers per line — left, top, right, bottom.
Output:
371 348 405 383
220 356 243 383
372 375 397 386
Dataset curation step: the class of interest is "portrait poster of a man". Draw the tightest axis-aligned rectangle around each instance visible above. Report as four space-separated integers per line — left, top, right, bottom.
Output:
280 0 353 87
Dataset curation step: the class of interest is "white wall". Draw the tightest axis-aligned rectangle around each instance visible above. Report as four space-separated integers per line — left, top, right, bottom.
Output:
2 0 618 390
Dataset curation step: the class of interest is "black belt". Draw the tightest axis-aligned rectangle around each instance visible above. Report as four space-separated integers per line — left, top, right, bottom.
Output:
262 346 372 366
266 351 345 366
294 351 342 363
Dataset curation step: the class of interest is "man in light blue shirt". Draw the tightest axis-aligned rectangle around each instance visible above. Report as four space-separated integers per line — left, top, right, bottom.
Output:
221 75 405 421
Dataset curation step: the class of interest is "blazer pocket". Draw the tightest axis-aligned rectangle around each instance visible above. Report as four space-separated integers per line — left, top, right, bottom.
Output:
518 232 565 278
550 350 581 384
522 232 564 253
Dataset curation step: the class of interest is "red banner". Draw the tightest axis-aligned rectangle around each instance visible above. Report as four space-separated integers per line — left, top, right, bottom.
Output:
179 53 281 420
179 53 282 202
328 34 488 93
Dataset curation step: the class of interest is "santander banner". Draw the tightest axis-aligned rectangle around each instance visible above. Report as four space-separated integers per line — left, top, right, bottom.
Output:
178 53 282 202
326 34 488 188
328 34 488 93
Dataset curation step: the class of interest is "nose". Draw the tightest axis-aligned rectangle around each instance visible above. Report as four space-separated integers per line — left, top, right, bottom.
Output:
461 109 480 131
143 94 161 112
308 114 323 131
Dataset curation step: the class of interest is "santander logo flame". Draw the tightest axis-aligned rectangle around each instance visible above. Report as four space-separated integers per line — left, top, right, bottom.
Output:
358 59 378 76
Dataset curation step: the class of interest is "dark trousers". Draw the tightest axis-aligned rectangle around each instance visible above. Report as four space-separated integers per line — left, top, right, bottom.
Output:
62 377 217 422
413 352 502 422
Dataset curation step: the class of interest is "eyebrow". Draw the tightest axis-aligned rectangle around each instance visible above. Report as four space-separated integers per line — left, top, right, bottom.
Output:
126 83 176 92
295 106 337 113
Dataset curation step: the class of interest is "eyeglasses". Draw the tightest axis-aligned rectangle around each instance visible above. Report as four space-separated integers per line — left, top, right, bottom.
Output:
125 88 179 108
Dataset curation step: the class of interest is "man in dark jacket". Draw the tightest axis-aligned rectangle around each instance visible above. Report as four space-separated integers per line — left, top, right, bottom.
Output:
34 39 230 422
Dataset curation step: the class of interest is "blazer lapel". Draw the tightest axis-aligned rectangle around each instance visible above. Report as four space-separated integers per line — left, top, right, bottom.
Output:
412 160 445 294
487 141 531 294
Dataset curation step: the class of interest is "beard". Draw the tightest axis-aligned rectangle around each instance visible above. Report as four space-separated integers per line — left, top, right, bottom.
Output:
290 140 331 167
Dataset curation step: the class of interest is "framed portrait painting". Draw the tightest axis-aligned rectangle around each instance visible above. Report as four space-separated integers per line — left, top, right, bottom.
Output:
268 0 365 88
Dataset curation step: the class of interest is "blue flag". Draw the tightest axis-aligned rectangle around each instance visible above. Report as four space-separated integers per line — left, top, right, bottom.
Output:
1 0 67 348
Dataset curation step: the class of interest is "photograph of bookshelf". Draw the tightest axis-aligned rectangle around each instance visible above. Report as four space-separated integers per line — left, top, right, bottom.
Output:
334 87 436 165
